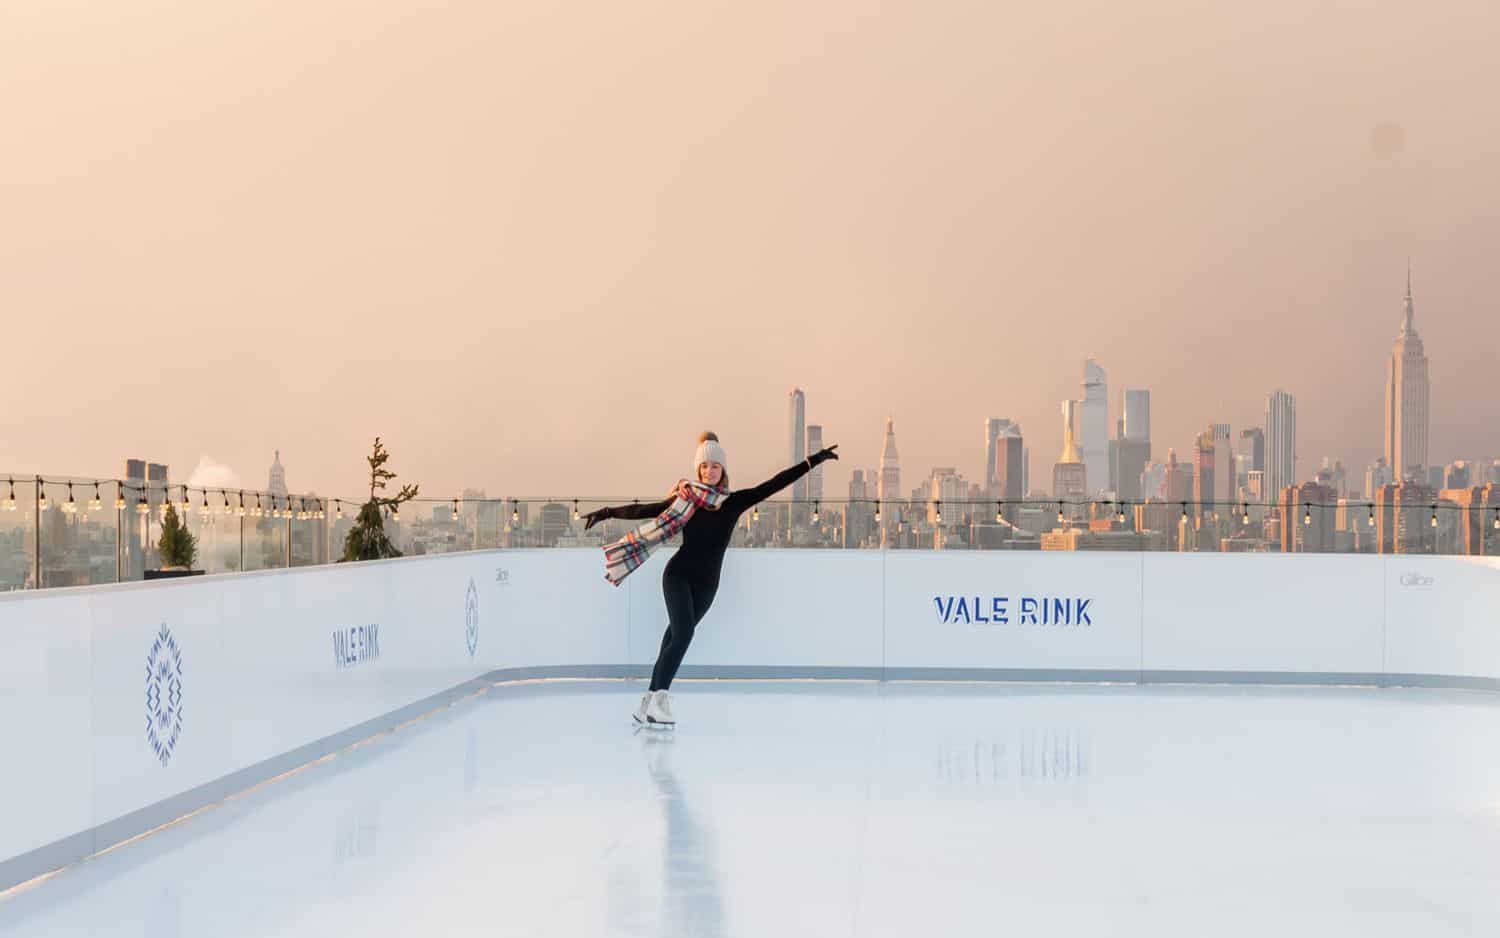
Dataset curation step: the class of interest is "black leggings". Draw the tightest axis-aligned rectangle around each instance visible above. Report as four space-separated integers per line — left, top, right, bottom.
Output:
649 573 719 691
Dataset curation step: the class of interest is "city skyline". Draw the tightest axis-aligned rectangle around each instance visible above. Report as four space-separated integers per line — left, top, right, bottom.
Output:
5 326 1496 506
9 272 1492 506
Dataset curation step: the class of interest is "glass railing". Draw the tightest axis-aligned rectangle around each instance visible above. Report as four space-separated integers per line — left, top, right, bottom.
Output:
2 472 1498 591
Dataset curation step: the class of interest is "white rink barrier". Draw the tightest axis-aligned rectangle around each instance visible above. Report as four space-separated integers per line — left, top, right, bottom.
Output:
2 548 1498 889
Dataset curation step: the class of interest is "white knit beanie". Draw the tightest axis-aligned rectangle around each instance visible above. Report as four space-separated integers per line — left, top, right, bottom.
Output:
694 435 728 475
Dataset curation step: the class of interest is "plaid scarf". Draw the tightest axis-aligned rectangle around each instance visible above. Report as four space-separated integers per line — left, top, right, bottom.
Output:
603 481 730 587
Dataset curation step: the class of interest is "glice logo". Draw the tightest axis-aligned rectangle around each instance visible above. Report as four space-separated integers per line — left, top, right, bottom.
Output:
146 624 184 767
1399 572 1435 589
465 578 480 657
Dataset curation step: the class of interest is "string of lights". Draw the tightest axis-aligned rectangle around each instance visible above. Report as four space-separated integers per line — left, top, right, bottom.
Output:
4 476 1499 531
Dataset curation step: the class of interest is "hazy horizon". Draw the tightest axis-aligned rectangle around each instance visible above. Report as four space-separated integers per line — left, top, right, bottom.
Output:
5 1 1499 501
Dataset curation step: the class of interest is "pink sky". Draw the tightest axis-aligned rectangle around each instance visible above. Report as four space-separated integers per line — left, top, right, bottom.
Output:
4 1 1498 502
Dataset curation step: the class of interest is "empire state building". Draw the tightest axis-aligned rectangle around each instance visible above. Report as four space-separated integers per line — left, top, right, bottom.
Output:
1384 269 1431 482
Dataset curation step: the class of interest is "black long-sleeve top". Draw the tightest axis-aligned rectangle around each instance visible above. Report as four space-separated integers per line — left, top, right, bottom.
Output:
607 460 813 584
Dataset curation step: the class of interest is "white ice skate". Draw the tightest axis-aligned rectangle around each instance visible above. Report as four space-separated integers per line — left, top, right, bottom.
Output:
632 692 652 725
644 690 676 727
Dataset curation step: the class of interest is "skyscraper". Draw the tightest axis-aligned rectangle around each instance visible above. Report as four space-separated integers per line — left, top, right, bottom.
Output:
1384 268 1431 482
1192 429 1216 522
268 450 288 498
1115 392 1151 503
1375 480 1438 554
1053 400 1087 515
845 470 874 548
995 425 1024 522
1365 458 1392 497
1212 423 1233 505
1265 390 1296 502
984 418 1014 496
1239 428 1265 474
1108 419 1122 494
1122 389 1150 444
878 417 901 510
1162 448 1192 504
788 389 807 504
1140 461 1167 501
806 424 824 503
1246 470 1266 503
121 459 170 579
1079 359 1109 494
1281 482 1336 553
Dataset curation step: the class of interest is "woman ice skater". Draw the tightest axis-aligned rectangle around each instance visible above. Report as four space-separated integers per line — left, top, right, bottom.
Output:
584 431 838 727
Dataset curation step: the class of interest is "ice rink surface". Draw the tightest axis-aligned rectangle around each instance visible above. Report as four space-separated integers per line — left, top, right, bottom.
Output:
4 680 1500 937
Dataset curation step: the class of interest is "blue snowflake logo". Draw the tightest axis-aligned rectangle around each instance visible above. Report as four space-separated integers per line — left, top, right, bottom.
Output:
465 578 480 658
146 624 184 767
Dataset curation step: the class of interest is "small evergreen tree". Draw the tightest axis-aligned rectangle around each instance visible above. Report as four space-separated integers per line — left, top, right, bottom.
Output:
341 437 420 562
158 504 198 569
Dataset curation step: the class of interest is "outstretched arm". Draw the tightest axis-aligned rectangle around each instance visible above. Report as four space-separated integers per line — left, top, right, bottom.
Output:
583 497 674 530
736 445 840 508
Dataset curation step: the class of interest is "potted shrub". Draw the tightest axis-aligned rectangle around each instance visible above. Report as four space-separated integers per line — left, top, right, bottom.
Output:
146 503 205 580
341 437 419 562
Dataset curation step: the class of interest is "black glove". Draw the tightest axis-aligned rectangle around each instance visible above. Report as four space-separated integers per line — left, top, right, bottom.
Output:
810 444 839 466
582 507 612 530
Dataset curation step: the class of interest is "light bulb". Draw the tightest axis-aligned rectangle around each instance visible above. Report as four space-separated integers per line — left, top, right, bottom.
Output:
812 503 821 523
1430 509 1438 528
391 505 400 522
511 504 520 523
64 485 77 514
1493 511 1499 530
452 500 460 521
873 501 881 523
222 492 232 515
752 506 760 522
179 488 191 514
336 501 344 521
995 503 1003 523
1368 509 1375 527
1241 506 1250 525
90 484 102 512
115 486 126 510
1303 506 1311 526
573 500 580 521
4 479 15 511
136 493 149 515
38 487 50 511
934 501 941 524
